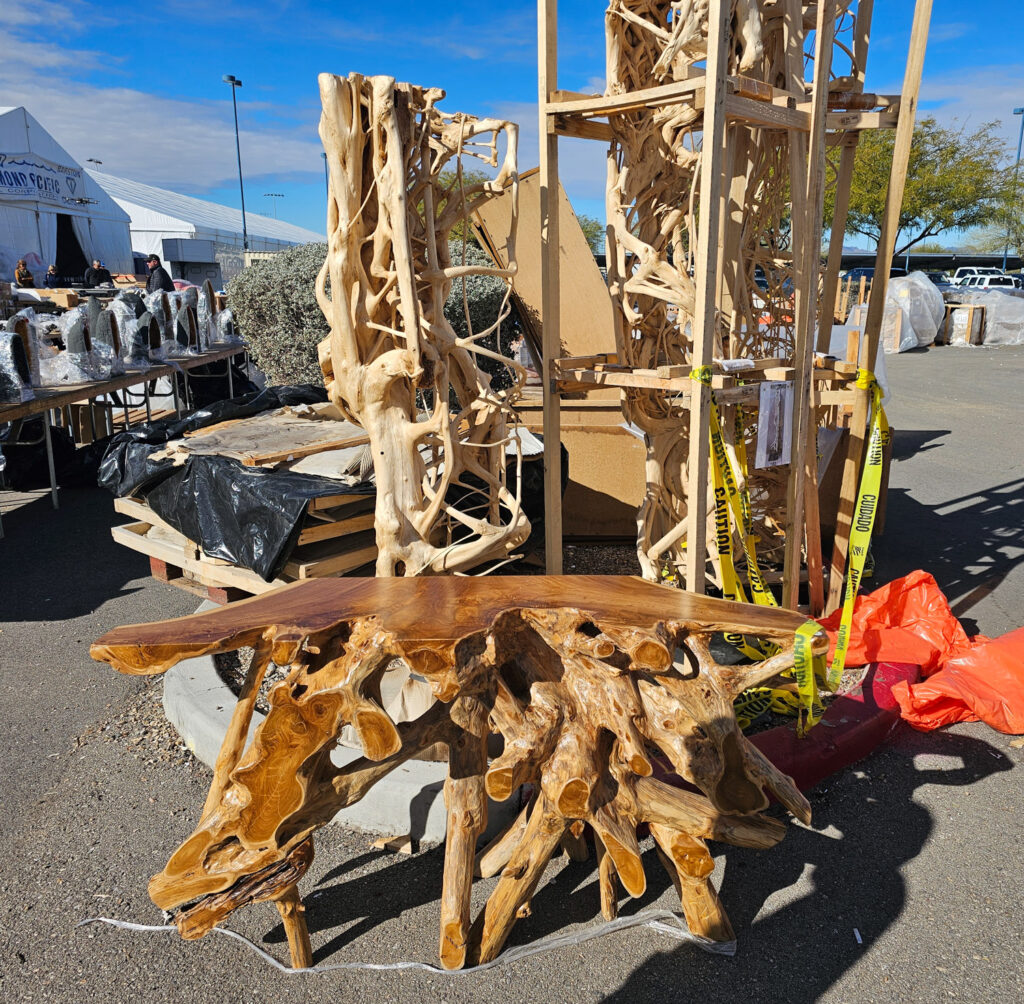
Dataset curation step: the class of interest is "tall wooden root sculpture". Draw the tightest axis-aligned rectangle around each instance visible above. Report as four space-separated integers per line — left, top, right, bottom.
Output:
316 73 529 576
603 2 867 581
93 576 826 970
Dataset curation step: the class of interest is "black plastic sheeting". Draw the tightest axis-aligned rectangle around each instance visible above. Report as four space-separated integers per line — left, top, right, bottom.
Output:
97 382 561 582
145 458 372 580
97 385 328 498
1 419 110 490
98 384 372 581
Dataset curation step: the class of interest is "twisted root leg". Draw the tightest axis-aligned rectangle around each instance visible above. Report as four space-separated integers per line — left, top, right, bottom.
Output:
91 576 827 969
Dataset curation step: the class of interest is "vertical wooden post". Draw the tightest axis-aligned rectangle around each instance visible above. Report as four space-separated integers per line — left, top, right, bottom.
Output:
783 0 836 613
818 0 875 350
272 885 313 969
683 0 731 593
780 0 808 608
780 0 833 611
826 0 933 614
861 0 933 369
538 0 563 574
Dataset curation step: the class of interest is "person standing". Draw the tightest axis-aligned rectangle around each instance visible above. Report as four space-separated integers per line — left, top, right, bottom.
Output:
14 259 35 287
84 259 112 287
145 254 174 293
43 265 61 288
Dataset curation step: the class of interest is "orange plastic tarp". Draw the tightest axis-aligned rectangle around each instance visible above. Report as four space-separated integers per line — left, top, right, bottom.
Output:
819 570 1024 734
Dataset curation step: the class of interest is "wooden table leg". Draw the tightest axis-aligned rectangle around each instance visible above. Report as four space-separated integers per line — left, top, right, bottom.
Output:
272 885 313 970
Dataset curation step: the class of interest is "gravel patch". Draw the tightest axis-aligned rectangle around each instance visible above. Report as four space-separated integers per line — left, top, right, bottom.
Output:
213 648 287 715
73 677 198 770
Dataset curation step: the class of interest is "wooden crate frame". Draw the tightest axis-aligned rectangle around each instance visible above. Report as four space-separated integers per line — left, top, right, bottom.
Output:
537 0 933 615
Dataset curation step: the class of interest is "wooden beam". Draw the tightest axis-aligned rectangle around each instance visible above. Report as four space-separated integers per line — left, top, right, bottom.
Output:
825 109 899 131
682 0 731 594
826 0 933 614
551 115 614 142
779 0 811 609
546 77 708 117
726 93 810 131
547 76 802 123
539 0 563 574
786 0 835 614
818 1 876 350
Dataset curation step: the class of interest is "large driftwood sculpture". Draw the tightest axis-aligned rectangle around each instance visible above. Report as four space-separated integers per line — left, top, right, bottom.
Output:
602 2 866 581
93 575 826 969
316 73 528 576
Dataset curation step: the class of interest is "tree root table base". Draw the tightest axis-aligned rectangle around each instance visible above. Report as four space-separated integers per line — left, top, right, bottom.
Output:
91 575 825 970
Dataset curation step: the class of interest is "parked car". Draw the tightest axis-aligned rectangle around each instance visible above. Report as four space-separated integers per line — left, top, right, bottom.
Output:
960 274 1015 289
920 270 951 285
842 266 908 282
950 266 1004 285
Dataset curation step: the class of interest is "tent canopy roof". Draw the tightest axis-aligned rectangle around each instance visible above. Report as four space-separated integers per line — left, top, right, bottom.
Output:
86 168 324 247
0 106 130 224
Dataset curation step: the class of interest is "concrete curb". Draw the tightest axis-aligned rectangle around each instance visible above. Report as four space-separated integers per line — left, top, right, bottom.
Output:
748 660 921 792
162 605 518 843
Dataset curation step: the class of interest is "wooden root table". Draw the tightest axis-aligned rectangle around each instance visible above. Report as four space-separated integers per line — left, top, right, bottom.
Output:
91 575 826 970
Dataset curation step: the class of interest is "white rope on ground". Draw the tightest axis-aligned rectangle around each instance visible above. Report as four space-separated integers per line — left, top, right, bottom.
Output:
78 908 736 975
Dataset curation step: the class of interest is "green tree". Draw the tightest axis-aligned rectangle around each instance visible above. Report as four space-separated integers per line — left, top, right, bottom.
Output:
227 241 520 388
576 214 605 255
435 168 491 244
824 117 1009 257
961 195 1024 259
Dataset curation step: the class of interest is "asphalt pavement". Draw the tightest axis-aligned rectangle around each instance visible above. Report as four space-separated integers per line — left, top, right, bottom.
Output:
1 345 1022 1003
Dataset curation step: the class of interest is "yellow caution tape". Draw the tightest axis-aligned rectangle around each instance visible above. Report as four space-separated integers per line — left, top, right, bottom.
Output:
793 619 827 736
735 622 827 735
827 369 890 690
691 368 827 734
733 685 803 729
691 366 779 661
690 367 778 610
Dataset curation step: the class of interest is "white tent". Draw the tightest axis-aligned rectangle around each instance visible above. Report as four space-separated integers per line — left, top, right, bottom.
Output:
0 107 133 282
86 169 324 257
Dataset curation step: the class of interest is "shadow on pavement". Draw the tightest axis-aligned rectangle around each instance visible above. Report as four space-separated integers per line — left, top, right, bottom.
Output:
874 474 1024 625
888 427 950 462
603 728 1012 1001
0 487 148 620
254 729 1010 982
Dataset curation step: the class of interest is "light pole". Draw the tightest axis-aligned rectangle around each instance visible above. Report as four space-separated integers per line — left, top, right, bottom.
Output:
223 74 249 252
321 151 329 196
86 158 102 168
1003 107 1024 273
263 193 284 218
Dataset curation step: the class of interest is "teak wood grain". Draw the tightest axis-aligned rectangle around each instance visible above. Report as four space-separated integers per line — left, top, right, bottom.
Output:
92 574 823 970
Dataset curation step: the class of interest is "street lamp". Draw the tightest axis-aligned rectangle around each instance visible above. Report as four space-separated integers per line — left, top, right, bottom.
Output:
223 74 249 252
263 192 284 218
1003 107 1024 273
321 151 328 197
86 158 102 167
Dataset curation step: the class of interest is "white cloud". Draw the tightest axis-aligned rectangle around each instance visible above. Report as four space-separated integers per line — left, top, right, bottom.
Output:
318 12 536 64
0 21 324 192
919 64 1024 151
927 23 972 45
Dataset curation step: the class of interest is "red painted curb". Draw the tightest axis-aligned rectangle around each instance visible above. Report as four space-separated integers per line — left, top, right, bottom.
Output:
748 661 921 791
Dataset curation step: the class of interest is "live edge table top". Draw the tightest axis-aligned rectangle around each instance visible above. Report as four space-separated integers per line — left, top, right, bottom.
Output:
91 575 820 675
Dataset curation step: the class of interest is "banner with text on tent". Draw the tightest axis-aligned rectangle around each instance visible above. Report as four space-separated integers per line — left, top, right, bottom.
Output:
0 153 83 205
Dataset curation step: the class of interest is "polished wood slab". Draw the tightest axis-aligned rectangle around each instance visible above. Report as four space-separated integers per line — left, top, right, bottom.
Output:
92 574 816 675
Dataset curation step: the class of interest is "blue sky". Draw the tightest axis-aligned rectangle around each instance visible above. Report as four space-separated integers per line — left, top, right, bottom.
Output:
3 2 1021 239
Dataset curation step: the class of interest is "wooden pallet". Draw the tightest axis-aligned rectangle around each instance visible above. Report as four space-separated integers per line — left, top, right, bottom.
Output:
938 303 985 346
111 494 378 601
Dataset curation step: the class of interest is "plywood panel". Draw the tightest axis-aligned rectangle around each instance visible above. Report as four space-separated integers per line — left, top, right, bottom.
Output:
472 168 616 360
